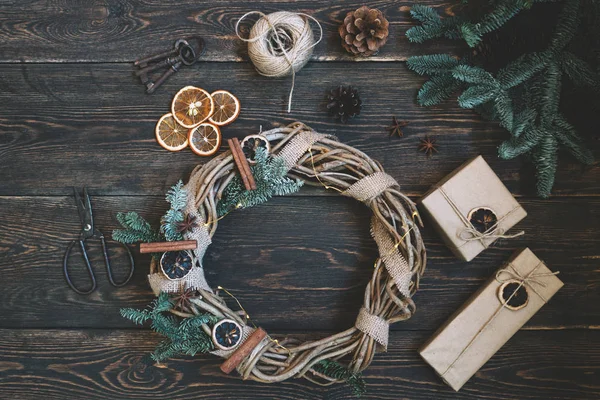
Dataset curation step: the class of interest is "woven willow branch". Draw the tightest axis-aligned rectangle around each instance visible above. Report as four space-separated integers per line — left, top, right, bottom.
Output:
149 122 426 385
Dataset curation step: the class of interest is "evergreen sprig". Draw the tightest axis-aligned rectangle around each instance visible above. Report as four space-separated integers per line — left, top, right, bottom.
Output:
161 180 187 241
407 0 540 47
112 211 161 244
313 360 367 397
217 147 303 215
120 292 219 362
407 0 597 197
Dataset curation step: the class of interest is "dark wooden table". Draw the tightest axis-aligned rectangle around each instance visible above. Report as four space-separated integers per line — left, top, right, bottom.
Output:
1 1 598 399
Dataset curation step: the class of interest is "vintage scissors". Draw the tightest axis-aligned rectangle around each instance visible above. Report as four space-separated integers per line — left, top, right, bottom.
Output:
63 187 135 294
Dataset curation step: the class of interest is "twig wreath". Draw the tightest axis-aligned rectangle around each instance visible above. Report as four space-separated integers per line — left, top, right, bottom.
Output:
116 122 427 396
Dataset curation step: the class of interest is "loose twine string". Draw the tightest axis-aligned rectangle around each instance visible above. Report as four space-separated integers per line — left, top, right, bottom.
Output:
235 11 323 113
440 262 559 379
148 122 426 385
438 187 524 249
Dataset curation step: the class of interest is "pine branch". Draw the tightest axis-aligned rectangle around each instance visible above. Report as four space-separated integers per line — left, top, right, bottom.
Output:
217 148 303 215
497 52 550 88
112 211 161 245
416 73 463 106
406 5 464 43
561 51 600 91
533 135 559 198
121 292 217 363
160 180 188 241
553 116 594 164
498 127 543 159
459 0 531 47
406 54 462 76
457 84 497 108
313 360 367 397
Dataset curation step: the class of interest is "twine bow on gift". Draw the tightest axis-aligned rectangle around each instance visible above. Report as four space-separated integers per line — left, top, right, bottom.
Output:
438 187 524 249
440 261 559 380
496 263 560 304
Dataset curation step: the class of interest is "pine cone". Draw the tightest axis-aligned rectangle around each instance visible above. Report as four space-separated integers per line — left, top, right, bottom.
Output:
339 6 389 57
327 85 362 123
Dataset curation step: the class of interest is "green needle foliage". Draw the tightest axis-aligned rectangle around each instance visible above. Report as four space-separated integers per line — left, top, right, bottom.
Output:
121 292 219 362
112 211 162 244
406 0 598 197
161 180 187 241
217 147 304 215
313 360 367 397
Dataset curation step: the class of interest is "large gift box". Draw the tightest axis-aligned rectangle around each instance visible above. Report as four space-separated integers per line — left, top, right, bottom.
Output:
420 155 527 261
420 248 563 391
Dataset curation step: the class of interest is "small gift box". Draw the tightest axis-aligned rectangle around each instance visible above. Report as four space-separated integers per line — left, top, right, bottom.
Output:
420 248 563 391
420 155 527 261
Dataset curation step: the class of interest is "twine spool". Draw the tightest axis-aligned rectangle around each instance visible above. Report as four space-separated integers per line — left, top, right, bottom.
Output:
235 11 323 113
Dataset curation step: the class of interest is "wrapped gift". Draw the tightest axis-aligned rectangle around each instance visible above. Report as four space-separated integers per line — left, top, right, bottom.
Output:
420 248 563 391
420 155 527 261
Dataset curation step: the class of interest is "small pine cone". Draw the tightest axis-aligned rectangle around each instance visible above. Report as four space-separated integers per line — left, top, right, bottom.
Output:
327 85 362 123
339 6 389 57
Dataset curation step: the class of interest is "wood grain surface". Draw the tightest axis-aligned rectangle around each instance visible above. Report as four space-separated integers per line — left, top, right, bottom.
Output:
0 0 598 399
0 329 598 399
1 63 597 197
0 0 461 62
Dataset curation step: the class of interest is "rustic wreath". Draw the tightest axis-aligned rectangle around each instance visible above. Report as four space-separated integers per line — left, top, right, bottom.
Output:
118 122 426 395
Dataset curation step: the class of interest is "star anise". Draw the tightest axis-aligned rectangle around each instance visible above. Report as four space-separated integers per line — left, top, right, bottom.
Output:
419 136 439 157
170 288 200 313
176 214 198 233
388 116 409 137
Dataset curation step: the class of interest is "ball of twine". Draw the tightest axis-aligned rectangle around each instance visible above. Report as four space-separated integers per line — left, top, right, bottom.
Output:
236 11 323 112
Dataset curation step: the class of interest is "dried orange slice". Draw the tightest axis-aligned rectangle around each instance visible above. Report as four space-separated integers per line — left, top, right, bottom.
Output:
208 90 241 126
155 113 188 151
171 86 214 128
188 123 222 156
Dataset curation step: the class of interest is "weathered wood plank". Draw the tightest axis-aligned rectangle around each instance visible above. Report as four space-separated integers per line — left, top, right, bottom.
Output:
1 195 597 330
0 0 461 63
0 328 597 399
0 63 597 196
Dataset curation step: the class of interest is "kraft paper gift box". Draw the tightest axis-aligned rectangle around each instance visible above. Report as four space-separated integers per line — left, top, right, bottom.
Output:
420 248 563 391
420 155 527 262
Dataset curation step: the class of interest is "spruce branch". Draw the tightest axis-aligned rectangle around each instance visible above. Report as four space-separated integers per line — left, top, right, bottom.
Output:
313 360 367 397
217 147 303 215
406 0 597 197
112 211 161 245
160 180 188 241
120 292 219 363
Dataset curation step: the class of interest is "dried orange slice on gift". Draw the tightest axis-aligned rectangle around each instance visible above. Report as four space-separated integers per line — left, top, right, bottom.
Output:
171 86 214 128
155 113 189 151
208 90 241 126
188 123 222 156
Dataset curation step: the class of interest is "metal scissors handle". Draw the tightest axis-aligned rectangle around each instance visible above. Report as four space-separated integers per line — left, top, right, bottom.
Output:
63 188 135 295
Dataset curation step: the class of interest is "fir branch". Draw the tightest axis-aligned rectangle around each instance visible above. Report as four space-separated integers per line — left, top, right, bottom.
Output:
112 211 161 245
406 54 462 76
561 51 600 91
120 292 218 363
406 5 464 43
313 360 367 397
553 116 594 164
457 85 497 108
217 147 303 215
459 0 530 47
533 135 559 198
416 73 463 106
160 180 188 241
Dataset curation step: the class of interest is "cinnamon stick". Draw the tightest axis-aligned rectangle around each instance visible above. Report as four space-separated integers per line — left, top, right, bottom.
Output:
228 138 257 191
139 240 197 254
220 327 267 375
232 137 256 190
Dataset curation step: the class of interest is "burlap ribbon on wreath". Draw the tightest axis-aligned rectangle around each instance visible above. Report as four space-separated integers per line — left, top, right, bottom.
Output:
280 129 413 350
149 127 414 350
